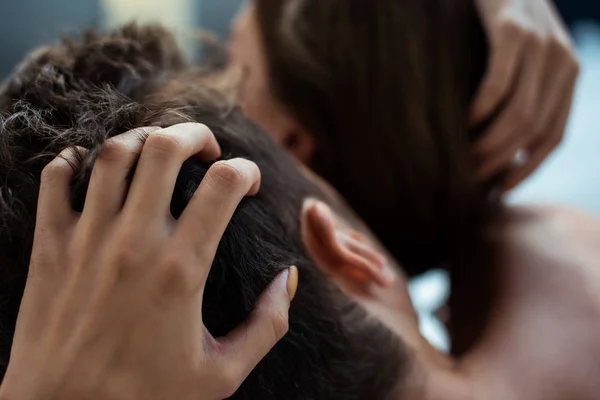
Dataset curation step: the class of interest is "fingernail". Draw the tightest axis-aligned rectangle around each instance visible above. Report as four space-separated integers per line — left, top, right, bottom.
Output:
286 266 299 301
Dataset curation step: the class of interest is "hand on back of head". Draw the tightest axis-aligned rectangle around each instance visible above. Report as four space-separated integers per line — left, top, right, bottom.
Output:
0 124 298 400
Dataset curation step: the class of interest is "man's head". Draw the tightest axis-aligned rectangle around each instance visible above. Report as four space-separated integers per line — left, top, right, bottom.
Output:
0 25 410 399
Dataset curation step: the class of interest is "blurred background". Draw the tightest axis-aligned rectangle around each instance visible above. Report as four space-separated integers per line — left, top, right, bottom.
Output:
0 0 598 351
1 0 599 76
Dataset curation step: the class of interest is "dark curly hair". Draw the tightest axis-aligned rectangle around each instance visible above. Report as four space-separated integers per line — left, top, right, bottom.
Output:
0 24 409 399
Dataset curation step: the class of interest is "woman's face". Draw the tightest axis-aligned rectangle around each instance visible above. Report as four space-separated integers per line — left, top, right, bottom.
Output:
228 2 315 162
228 2 289 143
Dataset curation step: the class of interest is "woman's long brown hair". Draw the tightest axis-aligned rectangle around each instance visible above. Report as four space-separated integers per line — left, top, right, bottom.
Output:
255 0 497 354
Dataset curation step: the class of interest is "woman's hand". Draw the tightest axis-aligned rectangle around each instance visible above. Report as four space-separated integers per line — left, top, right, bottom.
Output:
0 123 297 400
472 0 579 190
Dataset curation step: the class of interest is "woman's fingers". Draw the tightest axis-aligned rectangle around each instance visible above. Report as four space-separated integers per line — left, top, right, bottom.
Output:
474 37 545 180
536 44 579 133
24 147 86 337
18 119 281 400
504 80 575 191
214 267 297 395
123 123 222 230
81 127 158 226
36 147 83 230
172 158 261 288
499 32 579 189
472 0 579 187
470 25 523 125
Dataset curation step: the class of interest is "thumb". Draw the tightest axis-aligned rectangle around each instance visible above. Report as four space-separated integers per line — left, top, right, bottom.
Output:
215 267 298 381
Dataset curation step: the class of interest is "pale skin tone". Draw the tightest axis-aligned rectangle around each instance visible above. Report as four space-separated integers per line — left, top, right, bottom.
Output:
0 123 299 400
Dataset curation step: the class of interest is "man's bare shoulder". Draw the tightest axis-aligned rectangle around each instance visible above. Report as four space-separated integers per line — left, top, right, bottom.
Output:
506 204 600 237
502 204 600 275
484 205 600 400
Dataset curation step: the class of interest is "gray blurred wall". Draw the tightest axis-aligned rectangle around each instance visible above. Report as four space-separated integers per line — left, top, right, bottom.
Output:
0 0 244 78
0 0 100 78
199 0 243 39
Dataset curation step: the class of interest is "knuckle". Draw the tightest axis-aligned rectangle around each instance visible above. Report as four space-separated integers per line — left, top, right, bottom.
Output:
113 243 140 270
547 41 573 67
483 81 506 99
474 138 495 157
97 138 135 163
522 30 548 51
184 122 211 135
479 69 509 101
109 231 142 269
156 252 193 292
476 83 504 109
513 107 535 131
144 131 183 158
548 39 579 74
40 157 72 185
547 37 565 54
501 20 526 42
131 125 162 137
206 161 245 192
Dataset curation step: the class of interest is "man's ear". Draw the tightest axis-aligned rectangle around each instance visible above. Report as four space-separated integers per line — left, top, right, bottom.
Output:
301 199 393 289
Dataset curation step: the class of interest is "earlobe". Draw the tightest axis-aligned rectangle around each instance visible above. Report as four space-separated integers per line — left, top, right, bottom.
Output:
301 199 393 288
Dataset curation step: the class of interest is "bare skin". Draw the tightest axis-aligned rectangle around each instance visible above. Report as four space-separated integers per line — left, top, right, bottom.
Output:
1 125 597 400
0 124 298 400
0 0 584 391
226 2 591 396
302 198 600 400
462 206 600 400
